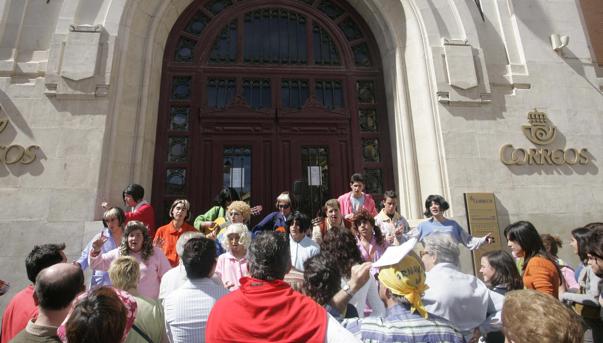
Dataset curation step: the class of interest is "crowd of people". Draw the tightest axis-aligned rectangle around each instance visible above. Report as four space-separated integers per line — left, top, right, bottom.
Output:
1 172 601 342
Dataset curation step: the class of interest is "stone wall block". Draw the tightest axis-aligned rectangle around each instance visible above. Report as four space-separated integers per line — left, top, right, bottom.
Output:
48 189 97 222
0 189 50 221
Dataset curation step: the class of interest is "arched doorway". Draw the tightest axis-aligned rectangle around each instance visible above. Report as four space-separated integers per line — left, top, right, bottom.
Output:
152 0 394 223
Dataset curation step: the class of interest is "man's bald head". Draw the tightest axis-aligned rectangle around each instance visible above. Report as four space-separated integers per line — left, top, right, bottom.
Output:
35 263 84 311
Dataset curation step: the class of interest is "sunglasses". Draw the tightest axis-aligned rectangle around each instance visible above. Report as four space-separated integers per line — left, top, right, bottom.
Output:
278 204 290 209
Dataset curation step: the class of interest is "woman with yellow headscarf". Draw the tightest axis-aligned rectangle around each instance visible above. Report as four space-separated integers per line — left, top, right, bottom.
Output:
341 248 465 343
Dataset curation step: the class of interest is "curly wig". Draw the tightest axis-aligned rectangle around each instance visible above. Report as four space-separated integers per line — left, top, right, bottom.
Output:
120 221 154 261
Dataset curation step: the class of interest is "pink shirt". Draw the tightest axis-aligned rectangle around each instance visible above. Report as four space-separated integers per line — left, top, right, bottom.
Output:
356 236 388 276
214 252 249 291
89 246 171 298
337 192 377 217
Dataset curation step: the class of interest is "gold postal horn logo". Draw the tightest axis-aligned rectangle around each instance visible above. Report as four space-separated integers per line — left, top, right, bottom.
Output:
500 109 589 166
521 109 556 145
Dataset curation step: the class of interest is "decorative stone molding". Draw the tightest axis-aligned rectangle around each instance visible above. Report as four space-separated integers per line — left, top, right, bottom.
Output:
45 24 109 99
434 39 492 105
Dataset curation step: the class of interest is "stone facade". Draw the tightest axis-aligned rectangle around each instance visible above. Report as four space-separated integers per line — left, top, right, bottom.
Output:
1 0 602 310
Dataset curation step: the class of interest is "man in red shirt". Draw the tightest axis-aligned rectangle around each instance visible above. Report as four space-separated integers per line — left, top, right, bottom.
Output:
206 232 360 342
1 243 67 343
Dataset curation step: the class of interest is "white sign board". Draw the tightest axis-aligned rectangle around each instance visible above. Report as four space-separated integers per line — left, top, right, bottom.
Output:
307 166 322 186
230 168 244 188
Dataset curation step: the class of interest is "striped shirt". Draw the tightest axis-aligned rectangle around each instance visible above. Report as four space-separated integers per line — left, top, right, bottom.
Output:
164 278 228 343
342 304 465 343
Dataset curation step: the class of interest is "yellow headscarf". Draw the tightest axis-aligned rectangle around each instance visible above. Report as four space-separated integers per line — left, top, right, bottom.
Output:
377 251 429 318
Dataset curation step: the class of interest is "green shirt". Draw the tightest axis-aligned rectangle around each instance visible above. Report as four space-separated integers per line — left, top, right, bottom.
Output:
193 206 225 230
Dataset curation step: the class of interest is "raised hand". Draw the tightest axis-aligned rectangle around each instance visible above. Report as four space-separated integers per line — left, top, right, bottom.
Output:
485 233 495 244
92 229 108 252
349 261 372 293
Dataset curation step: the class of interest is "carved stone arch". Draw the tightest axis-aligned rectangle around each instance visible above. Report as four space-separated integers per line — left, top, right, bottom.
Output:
101 0 453 220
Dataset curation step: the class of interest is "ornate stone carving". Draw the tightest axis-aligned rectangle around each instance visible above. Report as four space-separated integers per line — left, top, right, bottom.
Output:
45 24 109 99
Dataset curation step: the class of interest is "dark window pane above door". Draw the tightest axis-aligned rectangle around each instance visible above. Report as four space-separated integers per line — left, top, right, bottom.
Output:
315 80 343 110
207 79 236 108
243 79 272 109
185 11 210 35
312 24 340 65
209 20 237 63
243 9 307 64
281 79 309 109
175 37 196 62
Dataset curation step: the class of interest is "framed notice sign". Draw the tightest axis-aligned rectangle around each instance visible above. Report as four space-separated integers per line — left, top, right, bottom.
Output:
463 193 502 276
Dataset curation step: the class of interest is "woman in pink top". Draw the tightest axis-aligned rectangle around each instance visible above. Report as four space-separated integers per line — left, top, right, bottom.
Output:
351 209 388 276
214 223 250 290
89 220 171 298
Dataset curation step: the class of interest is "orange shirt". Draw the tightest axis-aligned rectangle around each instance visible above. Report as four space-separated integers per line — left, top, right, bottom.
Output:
523 256 560 298
154 221 196 267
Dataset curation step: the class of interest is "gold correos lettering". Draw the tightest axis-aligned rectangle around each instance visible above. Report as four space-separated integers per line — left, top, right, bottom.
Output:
551 149 564 165
20 145 39 165
4 145 25 165
527 149 542 165
512 148 527 165
578 149 590 165
500 144 516 165
563 149 579 165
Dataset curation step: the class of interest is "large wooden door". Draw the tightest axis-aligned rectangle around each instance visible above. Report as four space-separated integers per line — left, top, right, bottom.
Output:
153 0 395 224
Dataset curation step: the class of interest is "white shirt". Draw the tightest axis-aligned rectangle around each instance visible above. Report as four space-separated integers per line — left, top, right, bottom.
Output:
159 264 187 301
326 313 361 342
160 264 226 301
342 275 386 318
423 263 503 336
164 278 229 343
290 235 320 271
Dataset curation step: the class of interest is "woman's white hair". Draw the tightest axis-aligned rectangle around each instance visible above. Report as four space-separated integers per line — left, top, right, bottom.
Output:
176 231 204 257
221 223 251 252
423 234 460 266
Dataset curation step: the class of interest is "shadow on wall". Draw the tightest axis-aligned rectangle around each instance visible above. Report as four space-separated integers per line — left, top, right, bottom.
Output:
0 89 33 138
513 0 602 92
495 195 511 245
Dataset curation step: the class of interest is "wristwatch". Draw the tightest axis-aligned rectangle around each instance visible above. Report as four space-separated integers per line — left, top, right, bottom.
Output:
342 283 354 297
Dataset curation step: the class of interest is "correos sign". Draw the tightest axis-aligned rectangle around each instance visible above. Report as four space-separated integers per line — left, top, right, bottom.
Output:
500 109 590 166
0 117 39 165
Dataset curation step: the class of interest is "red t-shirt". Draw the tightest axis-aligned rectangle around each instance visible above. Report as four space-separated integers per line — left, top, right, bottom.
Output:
125 202 156 238
1 285 38 343
206 277 327 342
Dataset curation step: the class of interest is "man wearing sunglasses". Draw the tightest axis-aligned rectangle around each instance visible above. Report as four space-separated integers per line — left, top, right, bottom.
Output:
252 192 295 237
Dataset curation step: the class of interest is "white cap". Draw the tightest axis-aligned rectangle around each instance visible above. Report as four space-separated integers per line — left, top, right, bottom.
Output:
372 237 418 268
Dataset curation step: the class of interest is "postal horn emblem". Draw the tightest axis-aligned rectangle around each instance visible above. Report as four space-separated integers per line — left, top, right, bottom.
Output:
521 109 556 145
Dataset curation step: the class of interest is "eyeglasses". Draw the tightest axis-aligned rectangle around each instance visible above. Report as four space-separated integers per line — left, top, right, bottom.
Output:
419 250 431 258
278 204 290 209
